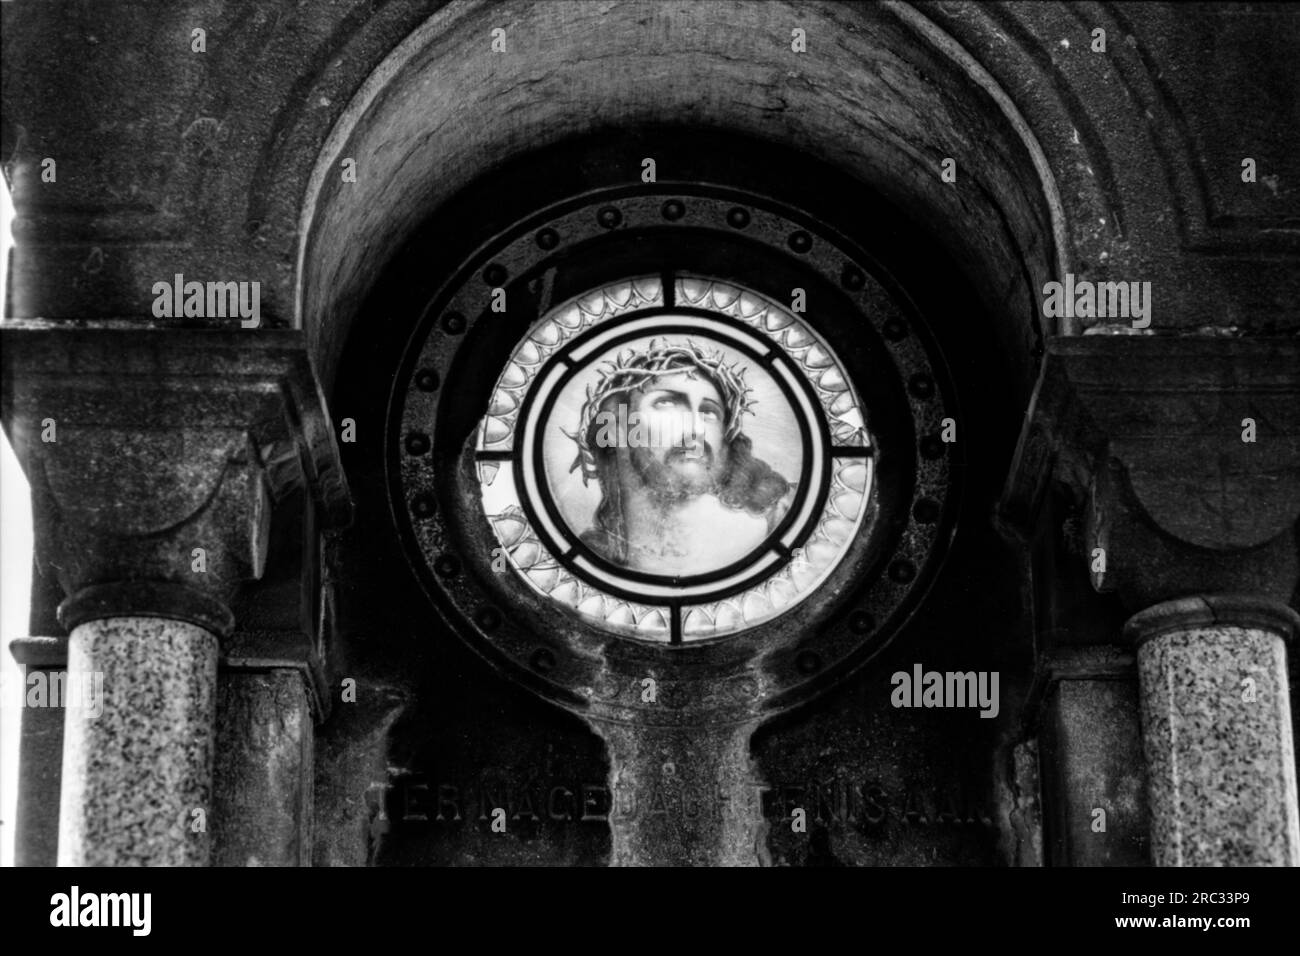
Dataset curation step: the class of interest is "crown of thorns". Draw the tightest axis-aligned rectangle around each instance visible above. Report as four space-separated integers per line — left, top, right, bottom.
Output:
563 338 756 484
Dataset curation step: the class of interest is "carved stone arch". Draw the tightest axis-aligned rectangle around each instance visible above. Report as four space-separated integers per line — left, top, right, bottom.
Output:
291 0 1074 867
293 0 1089 399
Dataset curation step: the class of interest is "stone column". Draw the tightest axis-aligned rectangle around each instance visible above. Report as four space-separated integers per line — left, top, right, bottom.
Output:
58 614 222 866
36 423 262 871
53 580 243 867
2 329 351 866
1000 336 1300 867
1125 595 1300 867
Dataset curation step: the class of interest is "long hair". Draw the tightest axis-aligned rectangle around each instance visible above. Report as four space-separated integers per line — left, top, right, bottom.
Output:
714 433 790 514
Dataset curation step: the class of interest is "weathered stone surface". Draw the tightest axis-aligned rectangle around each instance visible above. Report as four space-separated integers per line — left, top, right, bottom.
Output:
593 721 768 867
6 4 1296 390
1039 677 1150 866
929 4 1300 334
1005 740 1044 868
213 670 313 866
11 638 322 866
1127 596 1300 867
1001 336 1300 609
58 617 219 866
3 1 1296 870
298 1 1064 397
0 328 352 554
2 329 350 648
998 335 1300 870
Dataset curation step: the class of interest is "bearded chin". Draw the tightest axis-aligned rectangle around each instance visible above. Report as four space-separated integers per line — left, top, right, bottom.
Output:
628 444 723 503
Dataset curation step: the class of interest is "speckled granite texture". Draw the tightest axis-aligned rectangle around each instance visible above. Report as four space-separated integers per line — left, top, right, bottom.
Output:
58 616 219 866
1129 598 1299 866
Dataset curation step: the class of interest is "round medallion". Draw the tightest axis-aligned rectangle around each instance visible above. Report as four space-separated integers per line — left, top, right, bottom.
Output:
476 277 873 642
390 185 958 722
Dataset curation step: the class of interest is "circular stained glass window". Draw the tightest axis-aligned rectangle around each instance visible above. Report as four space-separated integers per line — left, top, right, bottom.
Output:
476 275 874 643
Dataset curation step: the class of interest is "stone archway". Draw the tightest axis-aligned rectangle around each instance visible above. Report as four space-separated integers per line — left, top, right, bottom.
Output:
294 0 1073 400
299 2 1069 866
4 0 1296 870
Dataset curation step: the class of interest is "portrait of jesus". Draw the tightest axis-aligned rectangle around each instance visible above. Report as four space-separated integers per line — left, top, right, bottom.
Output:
563 339 795 576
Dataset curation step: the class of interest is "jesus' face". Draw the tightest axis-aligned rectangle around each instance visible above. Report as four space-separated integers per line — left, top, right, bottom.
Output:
625 371 729 500
558 338 796 574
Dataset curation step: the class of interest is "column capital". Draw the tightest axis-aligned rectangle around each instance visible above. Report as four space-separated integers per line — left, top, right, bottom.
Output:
1 328 352 631
1000 336 1300 609
1124 594 1300 647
